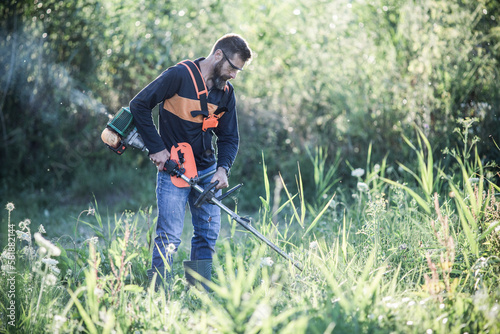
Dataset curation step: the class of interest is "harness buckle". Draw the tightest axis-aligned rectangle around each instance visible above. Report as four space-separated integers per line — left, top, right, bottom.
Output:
202 114 219 132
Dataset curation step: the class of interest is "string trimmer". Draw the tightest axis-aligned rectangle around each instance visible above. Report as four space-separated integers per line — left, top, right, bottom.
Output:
101 107 303 271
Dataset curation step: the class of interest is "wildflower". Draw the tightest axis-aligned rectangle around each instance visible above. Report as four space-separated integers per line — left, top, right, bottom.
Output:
64 269 73 280
399 243 408 251
166 243 176 254
99 310 109 323
351 168 365 178
89 236 98 245
468 177 480 184
34 232 61 256
6 202 15 212
260 257 274 267
53 315 66 328
16 231 31 241
42 258 59 266
357 182 369 192
94 287 105 298
309 241 319 250
50 266 61 275
45 273 58 286
1 250 10 259
87 206 95 216
374 164 380 172
38 224 46 234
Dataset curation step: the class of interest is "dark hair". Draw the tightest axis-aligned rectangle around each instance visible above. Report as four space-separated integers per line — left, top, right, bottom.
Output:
211 34 252 62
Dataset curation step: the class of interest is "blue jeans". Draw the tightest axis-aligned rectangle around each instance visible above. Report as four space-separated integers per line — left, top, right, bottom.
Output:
152 164 221 270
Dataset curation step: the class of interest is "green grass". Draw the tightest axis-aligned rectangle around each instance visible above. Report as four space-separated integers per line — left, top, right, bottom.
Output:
1 128 500 334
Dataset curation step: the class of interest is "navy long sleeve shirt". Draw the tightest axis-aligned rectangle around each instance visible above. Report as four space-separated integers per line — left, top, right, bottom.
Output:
129 58 239 171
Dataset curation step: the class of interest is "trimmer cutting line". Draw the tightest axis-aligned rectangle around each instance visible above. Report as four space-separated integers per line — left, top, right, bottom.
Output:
101 107 303 272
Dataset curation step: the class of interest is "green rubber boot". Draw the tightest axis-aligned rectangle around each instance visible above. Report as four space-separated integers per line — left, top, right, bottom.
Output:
183 260 212 292
147 266 171 292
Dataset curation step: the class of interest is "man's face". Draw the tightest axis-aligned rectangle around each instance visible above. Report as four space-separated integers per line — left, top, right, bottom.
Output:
213 51 245 90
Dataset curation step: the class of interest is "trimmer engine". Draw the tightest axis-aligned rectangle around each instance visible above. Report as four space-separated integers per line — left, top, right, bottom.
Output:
101 107 147 154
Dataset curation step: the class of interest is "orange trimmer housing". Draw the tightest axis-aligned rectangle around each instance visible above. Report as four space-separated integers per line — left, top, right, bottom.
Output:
169 142 198 188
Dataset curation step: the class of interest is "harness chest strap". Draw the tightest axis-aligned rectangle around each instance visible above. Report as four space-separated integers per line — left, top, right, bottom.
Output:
178 60 229 132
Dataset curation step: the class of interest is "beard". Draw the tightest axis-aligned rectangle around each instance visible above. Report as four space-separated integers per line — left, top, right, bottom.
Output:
213 60 231 90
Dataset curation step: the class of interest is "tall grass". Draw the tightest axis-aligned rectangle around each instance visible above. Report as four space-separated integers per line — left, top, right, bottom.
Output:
1 128 499 333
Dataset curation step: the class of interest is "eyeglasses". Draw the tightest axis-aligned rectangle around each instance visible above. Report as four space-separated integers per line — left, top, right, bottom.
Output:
221 50 244 71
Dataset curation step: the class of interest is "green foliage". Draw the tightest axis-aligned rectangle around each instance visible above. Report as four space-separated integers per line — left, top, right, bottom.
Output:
1 1 500 331
2 132 500 333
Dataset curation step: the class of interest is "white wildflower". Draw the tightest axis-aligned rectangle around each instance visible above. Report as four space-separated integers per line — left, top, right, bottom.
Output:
166 243 176 254
45 273 58 286
16 231 31 241
87 207 95 216
53 315 67 333
34 232 61 256
99 310 109 323
50 266 61 275
6 202 15 212
374 164 381 172
94 287 105 298
38 224 46 234
89 236 98 245
309 241 319 250
351 168 365 178
357 182 369 192
260 257 274 267
42 258 59 266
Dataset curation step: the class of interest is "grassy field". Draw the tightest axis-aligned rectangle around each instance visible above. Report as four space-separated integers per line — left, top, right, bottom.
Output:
1 130 500 334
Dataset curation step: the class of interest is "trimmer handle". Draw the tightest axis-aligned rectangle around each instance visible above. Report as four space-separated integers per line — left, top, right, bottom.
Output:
163 160 184 177
194 181 219 208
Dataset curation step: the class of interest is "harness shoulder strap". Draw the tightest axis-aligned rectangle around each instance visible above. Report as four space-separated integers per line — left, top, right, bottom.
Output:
214 84 233 115
178 60 209 117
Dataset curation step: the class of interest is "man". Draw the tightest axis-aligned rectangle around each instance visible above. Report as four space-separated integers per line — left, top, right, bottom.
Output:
129 34 252 291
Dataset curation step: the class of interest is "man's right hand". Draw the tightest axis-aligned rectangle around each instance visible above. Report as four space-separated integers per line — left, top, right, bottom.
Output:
149 149 170 171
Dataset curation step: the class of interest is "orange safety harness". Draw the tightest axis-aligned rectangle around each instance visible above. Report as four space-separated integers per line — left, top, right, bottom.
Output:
177 60 229 132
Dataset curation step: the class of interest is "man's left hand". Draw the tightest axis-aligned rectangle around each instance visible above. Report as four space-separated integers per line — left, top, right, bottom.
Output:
210 167 229 189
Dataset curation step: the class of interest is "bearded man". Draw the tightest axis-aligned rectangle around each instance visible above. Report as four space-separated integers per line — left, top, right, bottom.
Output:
130 34 252 291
